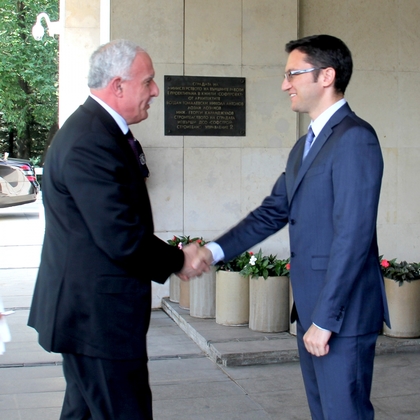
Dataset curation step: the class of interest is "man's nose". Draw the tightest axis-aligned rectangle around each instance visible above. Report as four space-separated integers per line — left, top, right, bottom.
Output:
151 80 159 97
281 77 291 91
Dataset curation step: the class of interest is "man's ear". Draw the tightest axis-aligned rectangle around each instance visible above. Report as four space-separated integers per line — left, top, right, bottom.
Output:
321 67 336 88
110 77 124 97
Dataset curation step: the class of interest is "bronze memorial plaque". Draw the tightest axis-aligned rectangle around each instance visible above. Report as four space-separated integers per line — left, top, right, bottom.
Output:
164 75 246 136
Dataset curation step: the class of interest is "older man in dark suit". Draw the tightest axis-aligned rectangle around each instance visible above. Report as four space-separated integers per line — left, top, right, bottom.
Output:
28 39 207 420
200 35 389 419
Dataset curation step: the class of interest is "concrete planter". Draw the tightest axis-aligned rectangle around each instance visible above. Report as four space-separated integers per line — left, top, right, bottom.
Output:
289 279 296 336
383 277 420 338
179 279 190 310
190 267 216 318
216 270 249 326
169 273 180 303
249 276 289 332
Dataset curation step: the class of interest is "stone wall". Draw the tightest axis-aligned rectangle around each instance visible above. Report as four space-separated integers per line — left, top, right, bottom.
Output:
112 0 297 260
59 0 420 265
299 0 420 261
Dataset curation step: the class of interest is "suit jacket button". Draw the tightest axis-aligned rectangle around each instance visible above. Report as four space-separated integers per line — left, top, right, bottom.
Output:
290 219 296 225
291 252 295 258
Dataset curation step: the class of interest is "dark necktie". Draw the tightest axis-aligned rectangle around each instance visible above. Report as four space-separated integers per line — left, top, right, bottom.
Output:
302 126 315 161
126 130 150 178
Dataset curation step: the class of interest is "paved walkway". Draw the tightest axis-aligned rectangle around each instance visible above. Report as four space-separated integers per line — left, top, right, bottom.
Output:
1 198 420 419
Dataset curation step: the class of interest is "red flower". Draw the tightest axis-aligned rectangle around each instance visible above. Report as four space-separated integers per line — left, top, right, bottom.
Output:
286 263 291 270
249 252 254 255
381 259 390 268
196 239 202 244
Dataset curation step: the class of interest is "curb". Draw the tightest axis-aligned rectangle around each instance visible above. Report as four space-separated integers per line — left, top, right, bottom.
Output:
162 298 420 367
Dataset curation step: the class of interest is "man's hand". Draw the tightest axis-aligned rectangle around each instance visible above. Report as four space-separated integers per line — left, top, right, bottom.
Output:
177 243 211 281
197 245 213 266
303 324 332 357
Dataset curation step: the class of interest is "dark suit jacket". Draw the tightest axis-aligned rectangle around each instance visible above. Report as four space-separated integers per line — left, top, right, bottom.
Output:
217 103 389 336
28 97 184 360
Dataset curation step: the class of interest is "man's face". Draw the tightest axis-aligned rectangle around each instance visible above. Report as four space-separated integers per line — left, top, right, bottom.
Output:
281 49 324 120
120 52 159 125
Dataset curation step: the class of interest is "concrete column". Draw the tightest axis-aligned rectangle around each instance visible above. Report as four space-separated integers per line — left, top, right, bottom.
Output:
58 0 108 126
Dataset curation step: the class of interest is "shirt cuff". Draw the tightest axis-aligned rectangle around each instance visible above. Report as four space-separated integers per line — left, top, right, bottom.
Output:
204 242 225 265
313 322 331 332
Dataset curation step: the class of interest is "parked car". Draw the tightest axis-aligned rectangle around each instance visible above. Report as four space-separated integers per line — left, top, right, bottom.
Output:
0 154 40 208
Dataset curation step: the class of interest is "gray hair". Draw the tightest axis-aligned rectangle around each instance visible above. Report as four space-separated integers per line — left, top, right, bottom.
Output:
87 39 146 89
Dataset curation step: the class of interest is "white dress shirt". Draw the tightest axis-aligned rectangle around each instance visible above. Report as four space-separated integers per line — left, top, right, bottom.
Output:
89 94 129 135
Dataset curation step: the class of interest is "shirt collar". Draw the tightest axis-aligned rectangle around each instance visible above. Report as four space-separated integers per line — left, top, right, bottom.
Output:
89 94 129 135
310 98 347 138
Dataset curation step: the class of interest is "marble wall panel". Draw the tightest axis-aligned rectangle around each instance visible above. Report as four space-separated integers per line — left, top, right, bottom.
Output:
397 148 420 224
377 146 420 261
111 0 184 64
184 147 242 232
378 223 420 263
300 0 399 72
241 148 289 214
378 148 398 226
345 70 399 150
64 0 99 27
299 0 420 260
183 64 243 78
397 71 420 148
398 1 420 72
59 33 98 124
145 147 184 232
59 0 101 125
240 147 291 257
242 0 297 66
185 0 242 65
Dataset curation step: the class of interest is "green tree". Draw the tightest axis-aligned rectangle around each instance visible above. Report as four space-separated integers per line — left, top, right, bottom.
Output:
0 0 58 162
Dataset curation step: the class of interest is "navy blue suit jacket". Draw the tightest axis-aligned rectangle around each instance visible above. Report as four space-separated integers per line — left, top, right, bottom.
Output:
217 103 389 336
28 97 184 360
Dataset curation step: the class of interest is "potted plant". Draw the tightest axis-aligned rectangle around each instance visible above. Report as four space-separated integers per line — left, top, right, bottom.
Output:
380 256 420 338
215 252 251 326
167 235 200 306
240 250 290 332
186 238 219 319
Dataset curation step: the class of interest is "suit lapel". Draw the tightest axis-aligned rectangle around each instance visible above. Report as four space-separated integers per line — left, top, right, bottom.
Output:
292 137 305 179
83 97 126 141
288 103 353 202
83 97 143 173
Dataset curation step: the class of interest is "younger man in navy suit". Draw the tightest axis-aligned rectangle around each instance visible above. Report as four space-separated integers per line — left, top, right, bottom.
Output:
200 35 389 419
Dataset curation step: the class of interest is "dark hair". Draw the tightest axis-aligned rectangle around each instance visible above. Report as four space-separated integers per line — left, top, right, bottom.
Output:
285 34 353 94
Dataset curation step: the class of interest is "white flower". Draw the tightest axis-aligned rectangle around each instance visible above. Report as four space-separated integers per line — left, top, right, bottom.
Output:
249 255 257 266
177 243 183 249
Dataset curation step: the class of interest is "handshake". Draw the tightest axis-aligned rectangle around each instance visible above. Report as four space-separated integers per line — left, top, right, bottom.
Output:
177 243 214 281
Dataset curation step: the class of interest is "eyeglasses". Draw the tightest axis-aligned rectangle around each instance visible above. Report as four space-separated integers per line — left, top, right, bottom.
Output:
284 67 327 82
